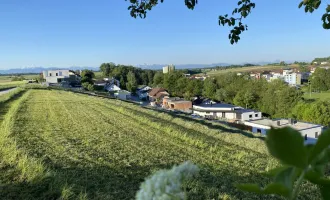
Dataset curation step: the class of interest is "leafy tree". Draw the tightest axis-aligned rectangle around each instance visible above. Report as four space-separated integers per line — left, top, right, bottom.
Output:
203 78 217 100
81 69 95 80
215 88 227 102
310 68 329 91
153 71 164 87
299 65 309 73
233 90 256 108
100 62 116 77
126 71 138 93
126 0 330 44
119 75 126 89
175 77 188 97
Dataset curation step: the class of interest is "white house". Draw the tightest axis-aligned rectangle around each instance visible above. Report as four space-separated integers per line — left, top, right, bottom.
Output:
114 90 131 100
42 69 80 85
262 74 272 81
244 119 324 144
193 103 262 121
321 62 329 65
105 83 121 92
136 85 152 100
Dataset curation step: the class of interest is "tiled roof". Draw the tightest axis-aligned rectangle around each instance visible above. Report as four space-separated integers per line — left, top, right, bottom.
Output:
149 88 167 97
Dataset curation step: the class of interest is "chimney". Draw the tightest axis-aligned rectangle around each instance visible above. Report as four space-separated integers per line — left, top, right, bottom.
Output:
277 121 281 126
288 118 292 124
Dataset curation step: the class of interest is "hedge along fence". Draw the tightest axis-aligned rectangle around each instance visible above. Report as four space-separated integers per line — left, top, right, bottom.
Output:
0 90 46 182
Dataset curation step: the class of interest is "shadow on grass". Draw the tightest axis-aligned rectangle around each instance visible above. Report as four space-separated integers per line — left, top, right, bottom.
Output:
0 89 26 122
0 161 280 200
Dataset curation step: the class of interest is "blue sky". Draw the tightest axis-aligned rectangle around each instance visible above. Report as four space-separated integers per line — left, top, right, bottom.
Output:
0 0 329 69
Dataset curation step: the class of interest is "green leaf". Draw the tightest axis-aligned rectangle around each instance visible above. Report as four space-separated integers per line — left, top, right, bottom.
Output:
263 183 291 197
274 167 297 191
236 184 262 194
305 170 330 186
265 166 291 177
308 129 330 163
266 127 308 169
320 185 330 199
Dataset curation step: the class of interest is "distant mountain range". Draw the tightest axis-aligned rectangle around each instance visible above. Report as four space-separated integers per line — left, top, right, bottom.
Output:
134 61 279 70
0 66 99 74
0 60 307 74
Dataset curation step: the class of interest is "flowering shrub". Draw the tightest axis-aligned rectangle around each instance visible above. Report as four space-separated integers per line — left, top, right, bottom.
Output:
136 161 199 200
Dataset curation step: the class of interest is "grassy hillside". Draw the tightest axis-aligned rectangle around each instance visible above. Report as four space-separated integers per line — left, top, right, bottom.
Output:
0 90 320 199
0 74 38 83
206 65 299 76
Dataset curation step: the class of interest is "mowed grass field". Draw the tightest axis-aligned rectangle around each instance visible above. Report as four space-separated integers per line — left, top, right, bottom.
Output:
303 91 330 100
0 74 38 83
0 90 320 199
206 65 299 76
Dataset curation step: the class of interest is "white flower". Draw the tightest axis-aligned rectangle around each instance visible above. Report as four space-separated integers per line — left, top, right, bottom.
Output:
136 161 199 200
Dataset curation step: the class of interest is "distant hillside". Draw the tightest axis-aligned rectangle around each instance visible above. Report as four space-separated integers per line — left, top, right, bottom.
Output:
312 56 330 64
0 66 99 74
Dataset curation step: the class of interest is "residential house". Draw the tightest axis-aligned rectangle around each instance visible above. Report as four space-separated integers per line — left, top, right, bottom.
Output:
262 73 272 82
94 80 108 87
148 88 169 103
250 72 261 79
105 83 121 93
114 90 131 100
244 119 324 144
192 102 262 122
43 70 81 86
163 97 192 113
104 77 121 93
269 72 284 82
282 68 293 75
136 85 152 100
283 72 302 85
321 62 329 65
190 75 208 81
310 67 316 74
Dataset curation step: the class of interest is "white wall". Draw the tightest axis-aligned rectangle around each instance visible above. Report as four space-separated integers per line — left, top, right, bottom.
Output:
241 112 262 121
300 126 322 142
193 105 235 111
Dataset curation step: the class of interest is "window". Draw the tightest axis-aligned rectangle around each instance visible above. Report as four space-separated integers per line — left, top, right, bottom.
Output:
56 73 58 76
249 114 252 118
315 132 319 138
255 114 258 117
49 73 52 76
305 134 308 141
257 129 262 133
206 112 210 114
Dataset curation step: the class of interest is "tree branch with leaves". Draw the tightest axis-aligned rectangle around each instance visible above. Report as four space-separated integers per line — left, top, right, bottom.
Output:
125 0 330 44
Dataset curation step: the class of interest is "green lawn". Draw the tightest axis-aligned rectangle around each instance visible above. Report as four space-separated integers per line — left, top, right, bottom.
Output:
303 91 330 100
0 89 320 199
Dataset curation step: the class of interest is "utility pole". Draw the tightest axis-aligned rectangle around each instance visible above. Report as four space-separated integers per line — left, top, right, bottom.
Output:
309 80 312 98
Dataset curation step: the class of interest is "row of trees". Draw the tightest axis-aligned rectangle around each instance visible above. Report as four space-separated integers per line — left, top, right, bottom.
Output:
100 63 156 93
310 67 330 91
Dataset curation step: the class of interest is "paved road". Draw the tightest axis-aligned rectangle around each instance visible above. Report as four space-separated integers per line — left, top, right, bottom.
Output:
0 88 17 96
